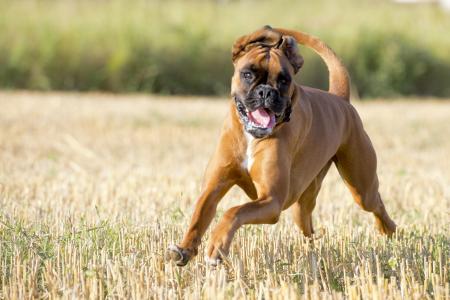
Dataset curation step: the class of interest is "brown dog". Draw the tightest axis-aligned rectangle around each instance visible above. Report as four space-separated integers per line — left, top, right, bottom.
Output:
167 26 396 266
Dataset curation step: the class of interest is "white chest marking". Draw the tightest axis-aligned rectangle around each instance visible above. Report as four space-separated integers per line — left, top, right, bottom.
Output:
242 132 255 172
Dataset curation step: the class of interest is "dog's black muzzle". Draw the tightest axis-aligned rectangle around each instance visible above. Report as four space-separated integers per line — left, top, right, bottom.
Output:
244 84 285 115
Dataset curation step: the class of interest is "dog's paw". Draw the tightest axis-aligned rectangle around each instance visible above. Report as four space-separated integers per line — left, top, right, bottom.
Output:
375 216 397 237
204 255 223 267
206 240 229 267
166 244 192 266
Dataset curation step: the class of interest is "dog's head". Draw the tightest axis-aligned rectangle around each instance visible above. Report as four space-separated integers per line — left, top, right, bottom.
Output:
231 26 303 138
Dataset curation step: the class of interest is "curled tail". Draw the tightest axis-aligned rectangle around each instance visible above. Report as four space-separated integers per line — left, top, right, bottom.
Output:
274 28 350 101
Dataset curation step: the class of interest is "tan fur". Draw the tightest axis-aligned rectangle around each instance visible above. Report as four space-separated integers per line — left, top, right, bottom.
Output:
166 27 396 266
274 28 350 101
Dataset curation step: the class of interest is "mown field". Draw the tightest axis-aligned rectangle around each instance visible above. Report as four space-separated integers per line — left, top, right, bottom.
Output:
0 92 449 299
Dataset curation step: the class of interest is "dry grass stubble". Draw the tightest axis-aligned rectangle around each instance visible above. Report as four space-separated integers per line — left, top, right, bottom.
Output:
0 92 448 298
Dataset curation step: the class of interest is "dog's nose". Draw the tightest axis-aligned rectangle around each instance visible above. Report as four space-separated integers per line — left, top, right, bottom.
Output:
255 85 276 99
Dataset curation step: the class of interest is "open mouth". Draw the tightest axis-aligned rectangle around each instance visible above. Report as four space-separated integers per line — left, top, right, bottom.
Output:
234 98 280 138
236 104 277 138
246 107 276 130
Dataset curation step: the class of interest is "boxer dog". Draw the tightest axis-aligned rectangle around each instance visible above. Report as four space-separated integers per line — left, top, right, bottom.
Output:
166 26 396 266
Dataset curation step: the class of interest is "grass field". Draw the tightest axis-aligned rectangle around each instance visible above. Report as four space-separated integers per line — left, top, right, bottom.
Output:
0 92 449 298
1 0 450 96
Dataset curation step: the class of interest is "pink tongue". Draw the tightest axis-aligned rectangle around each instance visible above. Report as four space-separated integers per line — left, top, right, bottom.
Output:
249 108 272 127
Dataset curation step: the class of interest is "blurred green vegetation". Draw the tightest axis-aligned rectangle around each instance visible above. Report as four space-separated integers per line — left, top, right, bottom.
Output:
0 0 449 97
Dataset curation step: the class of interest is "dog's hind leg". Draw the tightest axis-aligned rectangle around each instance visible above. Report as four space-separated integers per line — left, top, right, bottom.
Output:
334 126 396 235
291 161 332 237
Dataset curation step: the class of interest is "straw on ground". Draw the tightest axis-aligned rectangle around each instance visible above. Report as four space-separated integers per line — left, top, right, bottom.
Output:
0 92 448 299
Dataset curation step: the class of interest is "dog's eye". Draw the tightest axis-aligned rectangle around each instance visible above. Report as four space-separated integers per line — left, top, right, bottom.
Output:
242 72 253 80
278 77 290 85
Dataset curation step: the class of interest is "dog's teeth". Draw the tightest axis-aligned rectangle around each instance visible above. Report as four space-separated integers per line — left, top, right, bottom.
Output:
250 121 262 128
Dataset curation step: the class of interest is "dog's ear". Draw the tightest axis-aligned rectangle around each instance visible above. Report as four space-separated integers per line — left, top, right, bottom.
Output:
232 25 282 63
279 35 304 73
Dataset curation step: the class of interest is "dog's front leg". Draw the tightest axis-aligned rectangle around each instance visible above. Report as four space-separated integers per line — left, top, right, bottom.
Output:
167 134 238 266
167 172 234 266
205 152 290 265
